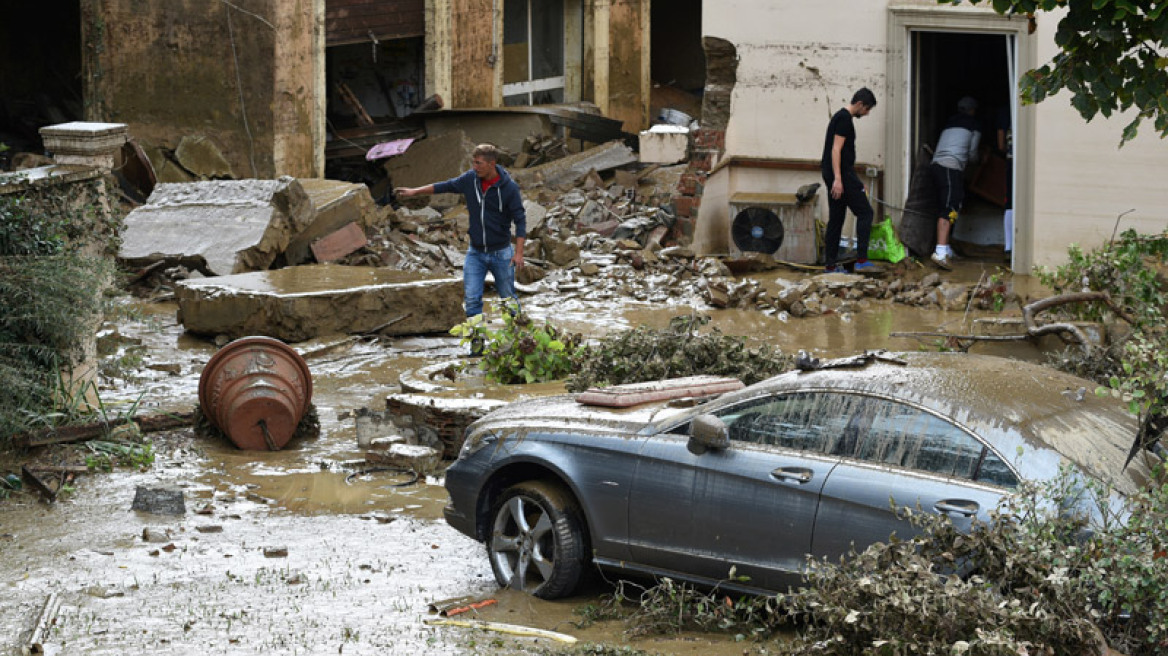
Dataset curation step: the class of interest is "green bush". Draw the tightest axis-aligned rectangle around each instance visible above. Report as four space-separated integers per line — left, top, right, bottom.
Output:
566 314 793 393
0 186 115 440
0 255 112 438
783 468 1168 655
592 468 1168 655
1036 229 1168 447
452 309 585 385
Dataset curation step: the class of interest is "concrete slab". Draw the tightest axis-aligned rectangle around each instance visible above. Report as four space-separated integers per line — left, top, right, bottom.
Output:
118 177 314 275
175 264 464 342
511 140 637 189
286 178 377 265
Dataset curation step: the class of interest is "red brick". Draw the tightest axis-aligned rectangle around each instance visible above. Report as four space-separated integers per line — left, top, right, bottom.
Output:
694 129 725 150
311 222 368 262
672 196 701 218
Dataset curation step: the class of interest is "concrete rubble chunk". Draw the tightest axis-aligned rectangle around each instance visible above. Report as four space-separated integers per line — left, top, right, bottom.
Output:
175 264 464 342
174 135 235 179
383 130 475 206
511 140 637 189
365 444 443 475
286 178 378 265
132 485 186 515
119 177 314 276
639 124 690 164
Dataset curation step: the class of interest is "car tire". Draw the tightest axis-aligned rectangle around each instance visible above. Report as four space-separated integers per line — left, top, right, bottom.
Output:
487 480 587 599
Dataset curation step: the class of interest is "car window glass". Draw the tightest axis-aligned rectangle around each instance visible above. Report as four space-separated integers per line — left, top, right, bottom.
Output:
856 398 982 479
976 451 1019 488
715 392 863 454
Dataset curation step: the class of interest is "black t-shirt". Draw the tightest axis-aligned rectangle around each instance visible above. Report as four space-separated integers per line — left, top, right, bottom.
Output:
821 108 856 180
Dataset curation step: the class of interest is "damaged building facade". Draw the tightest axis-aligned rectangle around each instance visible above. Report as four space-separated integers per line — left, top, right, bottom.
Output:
688 0 1168 272
0 1 678 182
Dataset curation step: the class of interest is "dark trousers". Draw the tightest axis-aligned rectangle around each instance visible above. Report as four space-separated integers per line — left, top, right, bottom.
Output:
823 172 874 266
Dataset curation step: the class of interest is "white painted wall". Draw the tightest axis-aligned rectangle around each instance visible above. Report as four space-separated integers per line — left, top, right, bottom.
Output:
1029 13 1168 268
697 0 1168 270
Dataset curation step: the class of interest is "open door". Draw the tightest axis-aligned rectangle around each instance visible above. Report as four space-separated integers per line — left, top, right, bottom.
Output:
899 30 1017 266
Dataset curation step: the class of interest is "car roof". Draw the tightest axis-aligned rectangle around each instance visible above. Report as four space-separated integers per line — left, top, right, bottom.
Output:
715 351 1156 494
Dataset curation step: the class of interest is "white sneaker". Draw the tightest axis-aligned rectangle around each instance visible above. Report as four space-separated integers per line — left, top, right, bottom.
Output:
930 252 952 270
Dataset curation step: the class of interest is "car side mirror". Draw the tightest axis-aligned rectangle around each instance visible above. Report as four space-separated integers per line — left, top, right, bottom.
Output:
688 414 730 455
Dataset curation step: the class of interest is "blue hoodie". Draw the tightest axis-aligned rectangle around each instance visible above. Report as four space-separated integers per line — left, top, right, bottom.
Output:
434 164 527 251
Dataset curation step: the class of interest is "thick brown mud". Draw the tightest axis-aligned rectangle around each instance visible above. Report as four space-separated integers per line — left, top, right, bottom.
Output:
1 263 1040 655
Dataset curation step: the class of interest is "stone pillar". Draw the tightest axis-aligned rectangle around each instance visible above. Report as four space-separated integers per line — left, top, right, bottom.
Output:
38 121 128 170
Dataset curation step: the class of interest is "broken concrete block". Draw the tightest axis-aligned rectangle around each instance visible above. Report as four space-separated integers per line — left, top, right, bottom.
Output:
524 200 548 234
285 178 378 265
174 135 235 179
175 264 464 342
310 222 368 263
639 124 690 164
118 177 315 276
511 140 637 189
365 444 443 475
132 485 186 515
355 408 401 449
145 146 197 183
383 130 475 206
385 394 507 458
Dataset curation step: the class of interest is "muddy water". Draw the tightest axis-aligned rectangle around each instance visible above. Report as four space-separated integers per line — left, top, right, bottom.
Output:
2 266 1036 655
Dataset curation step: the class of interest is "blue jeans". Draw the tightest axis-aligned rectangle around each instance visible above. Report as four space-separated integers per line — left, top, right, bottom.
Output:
463 244 516 317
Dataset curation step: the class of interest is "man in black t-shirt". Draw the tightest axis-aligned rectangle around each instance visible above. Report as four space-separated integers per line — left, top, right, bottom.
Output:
821 87 878 272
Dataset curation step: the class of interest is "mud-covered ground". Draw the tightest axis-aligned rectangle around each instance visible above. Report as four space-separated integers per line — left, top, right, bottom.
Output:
0 261 1041 655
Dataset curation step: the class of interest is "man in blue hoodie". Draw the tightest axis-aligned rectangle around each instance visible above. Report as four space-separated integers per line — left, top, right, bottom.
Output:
395 144 527 323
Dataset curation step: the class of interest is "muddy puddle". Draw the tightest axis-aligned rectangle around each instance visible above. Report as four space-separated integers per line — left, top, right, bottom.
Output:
2 262 1042 655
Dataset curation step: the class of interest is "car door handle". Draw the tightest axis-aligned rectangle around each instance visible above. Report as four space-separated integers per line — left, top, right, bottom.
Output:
770 467 813 484
934 499 979 517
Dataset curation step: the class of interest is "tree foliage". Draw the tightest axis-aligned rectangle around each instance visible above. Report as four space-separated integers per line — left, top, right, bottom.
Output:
945 0 1168 143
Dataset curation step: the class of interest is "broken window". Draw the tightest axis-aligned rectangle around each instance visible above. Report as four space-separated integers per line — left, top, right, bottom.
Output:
503 0 565 106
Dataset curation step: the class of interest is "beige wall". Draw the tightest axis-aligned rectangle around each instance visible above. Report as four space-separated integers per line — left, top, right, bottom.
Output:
1029 11 1168 269
697 0 1168 270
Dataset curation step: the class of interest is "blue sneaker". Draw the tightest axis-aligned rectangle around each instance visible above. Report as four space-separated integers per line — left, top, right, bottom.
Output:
824 265 846 274
853 260 878 272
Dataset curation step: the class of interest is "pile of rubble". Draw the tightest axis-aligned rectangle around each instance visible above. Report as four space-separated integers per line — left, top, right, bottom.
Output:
705 268 1010 318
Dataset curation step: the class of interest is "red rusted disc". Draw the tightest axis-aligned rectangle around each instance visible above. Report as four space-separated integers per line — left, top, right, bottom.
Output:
197 337 313 450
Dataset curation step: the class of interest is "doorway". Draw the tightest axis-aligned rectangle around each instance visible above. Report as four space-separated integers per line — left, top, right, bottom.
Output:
649 0 704 124
0 2 83 169
911 31 1015 262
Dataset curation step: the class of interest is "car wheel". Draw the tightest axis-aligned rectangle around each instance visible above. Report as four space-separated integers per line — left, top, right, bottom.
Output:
487 480 587 599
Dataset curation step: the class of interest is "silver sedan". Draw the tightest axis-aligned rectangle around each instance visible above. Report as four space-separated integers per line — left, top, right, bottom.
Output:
443 351 1160 599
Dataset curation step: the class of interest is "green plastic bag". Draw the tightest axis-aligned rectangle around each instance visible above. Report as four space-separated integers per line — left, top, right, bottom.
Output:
868 217 907 263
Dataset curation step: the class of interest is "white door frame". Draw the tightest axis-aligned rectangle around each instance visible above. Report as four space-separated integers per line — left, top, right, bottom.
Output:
886 6 1035 271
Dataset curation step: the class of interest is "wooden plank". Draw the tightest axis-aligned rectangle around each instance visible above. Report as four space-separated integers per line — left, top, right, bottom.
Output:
337 83 375 127
13 411 195 448
21 466 60 502
450 0 495 107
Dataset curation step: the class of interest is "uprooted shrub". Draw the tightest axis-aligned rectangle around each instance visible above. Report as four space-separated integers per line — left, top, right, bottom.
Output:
584 467 1168 655
786 467 1168 655
1036 228 1168 451
566 314 794 393
451 308 586 385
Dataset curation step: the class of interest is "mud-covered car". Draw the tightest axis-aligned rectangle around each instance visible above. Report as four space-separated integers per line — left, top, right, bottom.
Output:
443 351 1160 599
